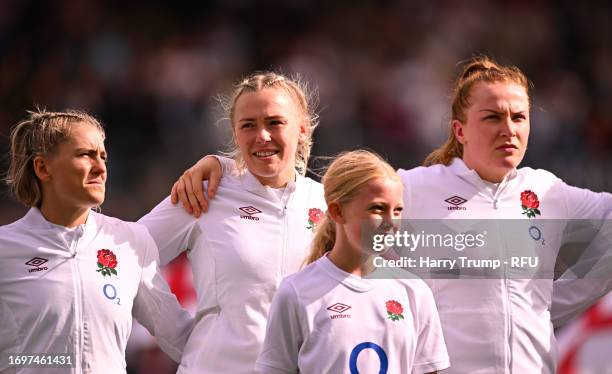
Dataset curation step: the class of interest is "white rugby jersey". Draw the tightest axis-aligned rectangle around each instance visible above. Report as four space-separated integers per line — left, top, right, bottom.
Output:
255 255 450 374
0 208 193 374
398 158 612 374
139 169 326 373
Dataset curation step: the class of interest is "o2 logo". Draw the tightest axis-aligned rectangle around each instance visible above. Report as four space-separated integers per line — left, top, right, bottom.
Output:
529 225 545 245
349 342 388 374
103 284 121 305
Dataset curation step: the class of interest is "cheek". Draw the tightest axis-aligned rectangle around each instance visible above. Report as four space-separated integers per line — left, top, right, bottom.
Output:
234 132 251 151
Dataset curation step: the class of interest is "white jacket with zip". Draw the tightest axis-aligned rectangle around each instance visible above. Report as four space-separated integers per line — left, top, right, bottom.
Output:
0 208 193 373
139 169 326 373
399 158 612 374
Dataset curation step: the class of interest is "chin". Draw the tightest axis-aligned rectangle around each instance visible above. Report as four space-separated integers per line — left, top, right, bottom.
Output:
498 156 521 169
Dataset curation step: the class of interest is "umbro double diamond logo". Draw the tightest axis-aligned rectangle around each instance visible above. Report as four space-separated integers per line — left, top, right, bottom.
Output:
239 206 262 221
445 196 467 211
327 302 352 319
25 257 49 273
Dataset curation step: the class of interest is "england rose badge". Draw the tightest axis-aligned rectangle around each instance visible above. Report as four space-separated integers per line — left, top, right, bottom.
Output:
96 249 118 277
385 300 404 322
306 208 324 232
520 190 541 218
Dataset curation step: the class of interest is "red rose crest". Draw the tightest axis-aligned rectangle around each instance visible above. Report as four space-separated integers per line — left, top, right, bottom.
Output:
385 300 404 322
520 190 541 218
96 249 118 277
306 208 325 232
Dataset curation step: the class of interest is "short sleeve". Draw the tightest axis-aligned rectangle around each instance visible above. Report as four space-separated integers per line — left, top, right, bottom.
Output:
132 227 194 363
412 286 450 374
255 280 303 374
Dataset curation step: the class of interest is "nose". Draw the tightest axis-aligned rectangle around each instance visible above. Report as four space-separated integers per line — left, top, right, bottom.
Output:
379 212 399 232
92 155 107 176
500 116 517 138
256 127 271 143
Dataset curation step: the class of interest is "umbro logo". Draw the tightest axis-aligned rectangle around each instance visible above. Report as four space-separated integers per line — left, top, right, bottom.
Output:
239 206 261 221
445 196 467 211
25 257 48 273
327 303 351 319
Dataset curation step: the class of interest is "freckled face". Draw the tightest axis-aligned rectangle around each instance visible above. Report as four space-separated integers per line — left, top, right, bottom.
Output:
454 82 530 182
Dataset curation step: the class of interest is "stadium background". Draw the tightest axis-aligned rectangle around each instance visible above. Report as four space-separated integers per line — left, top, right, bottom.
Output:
0 1 610 373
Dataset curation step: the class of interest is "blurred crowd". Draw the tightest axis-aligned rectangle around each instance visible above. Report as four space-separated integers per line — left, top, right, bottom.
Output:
0 1 611 372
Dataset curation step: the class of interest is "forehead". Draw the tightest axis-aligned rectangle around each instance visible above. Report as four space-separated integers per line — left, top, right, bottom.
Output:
357 177 403 200
469 82 529 111
65 122 106 149
234 87 299 119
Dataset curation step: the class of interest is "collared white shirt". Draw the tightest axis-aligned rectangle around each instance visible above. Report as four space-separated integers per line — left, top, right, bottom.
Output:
256 255 450 374
139 169 326 374
398 158 612 374
0 208 193 374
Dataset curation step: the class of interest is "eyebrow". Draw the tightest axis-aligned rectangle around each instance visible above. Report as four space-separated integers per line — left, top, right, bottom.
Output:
479 109 527 114
75 147 106 154
238 115 287 122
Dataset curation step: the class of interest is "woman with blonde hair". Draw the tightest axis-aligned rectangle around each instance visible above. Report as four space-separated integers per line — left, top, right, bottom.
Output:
139 72 327 373
256 150 449 374
0 109 192 373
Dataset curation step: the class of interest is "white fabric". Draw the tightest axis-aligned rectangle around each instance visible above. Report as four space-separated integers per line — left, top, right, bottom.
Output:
398 158 612 374
139 169 326 374
255 255 450 374
0 208 193 374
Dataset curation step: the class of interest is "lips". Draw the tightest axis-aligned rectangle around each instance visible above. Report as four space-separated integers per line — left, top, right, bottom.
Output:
497 143 518 151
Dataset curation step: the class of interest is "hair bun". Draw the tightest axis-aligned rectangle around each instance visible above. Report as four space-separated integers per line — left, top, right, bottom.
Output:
460 56 500 80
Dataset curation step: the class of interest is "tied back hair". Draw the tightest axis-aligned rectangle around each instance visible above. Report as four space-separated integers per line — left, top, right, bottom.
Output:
423 55 531 166
218 71 319 176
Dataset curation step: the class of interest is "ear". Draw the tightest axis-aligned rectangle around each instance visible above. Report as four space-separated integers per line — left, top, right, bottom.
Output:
32 155 52 182
452 119 467 145
327 202 346 224
297 121 309 144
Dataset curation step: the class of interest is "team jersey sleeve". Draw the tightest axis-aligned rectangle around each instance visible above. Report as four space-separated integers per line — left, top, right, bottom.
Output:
132 227 194 363
412 285 450 374
138 196 200 266
0 299 19 371
210 155 237 175
551 183 612 326
255 280 303 374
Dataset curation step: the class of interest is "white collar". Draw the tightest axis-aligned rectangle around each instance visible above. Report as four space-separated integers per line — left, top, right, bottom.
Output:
317 254 376 293
22 207 97 233
448 158 518 199
238 169 300 203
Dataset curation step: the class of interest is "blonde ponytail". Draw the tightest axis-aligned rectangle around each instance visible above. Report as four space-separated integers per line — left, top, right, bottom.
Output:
305 215 336 264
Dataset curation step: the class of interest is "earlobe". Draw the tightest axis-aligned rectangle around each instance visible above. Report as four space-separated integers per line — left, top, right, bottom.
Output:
32 156 51 182
327 202 345 224
452 120 467 145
